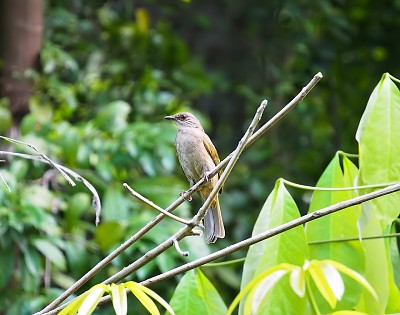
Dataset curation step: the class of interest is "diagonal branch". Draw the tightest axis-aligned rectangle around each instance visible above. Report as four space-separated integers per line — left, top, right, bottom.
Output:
139 181 400 286
36 72 323 315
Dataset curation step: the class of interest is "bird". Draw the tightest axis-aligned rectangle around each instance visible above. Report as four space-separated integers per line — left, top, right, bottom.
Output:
164 112 225 243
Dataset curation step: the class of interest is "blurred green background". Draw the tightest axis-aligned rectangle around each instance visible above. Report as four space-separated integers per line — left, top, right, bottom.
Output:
1 0 400 314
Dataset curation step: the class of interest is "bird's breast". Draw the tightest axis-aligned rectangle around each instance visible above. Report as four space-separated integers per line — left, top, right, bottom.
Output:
175 129 215 181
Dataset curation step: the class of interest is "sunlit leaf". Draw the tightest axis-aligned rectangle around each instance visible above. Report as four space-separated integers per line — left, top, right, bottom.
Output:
111 283 127 315
138 285 175 315
308 260 337 308
356 73 400 227
290 266 306 298
58 296 84 315
321 263 344 301
246 269 289 314
78 285 108 315
327 260 378 301
125 281 160 315
228 263 294 315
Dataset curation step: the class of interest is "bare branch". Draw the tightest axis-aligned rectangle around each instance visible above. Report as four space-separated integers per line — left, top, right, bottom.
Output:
36 72 323 315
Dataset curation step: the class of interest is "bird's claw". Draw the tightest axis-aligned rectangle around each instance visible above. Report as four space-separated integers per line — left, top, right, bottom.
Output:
203 171 211 181
180 191 192 201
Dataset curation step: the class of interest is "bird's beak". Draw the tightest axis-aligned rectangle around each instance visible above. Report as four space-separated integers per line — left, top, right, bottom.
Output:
164 115 175 121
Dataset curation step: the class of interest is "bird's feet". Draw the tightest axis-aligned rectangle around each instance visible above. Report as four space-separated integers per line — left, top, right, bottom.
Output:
203 171 211 181
180 190 192 201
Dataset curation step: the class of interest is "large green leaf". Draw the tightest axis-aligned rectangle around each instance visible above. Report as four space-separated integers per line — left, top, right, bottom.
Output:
385 224 400 313
240 180 308 315
356 73 400 227
356 209 389 314
306 154 364 312
32 238 66 270
168 269 226 315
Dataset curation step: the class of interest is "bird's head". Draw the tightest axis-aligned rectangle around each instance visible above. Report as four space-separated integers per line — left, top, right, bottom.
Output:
164 112 204 130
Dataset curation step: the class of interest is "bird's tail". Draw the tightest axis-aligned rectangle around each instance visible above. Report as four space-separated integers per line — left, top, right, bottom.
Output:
204 196 225 243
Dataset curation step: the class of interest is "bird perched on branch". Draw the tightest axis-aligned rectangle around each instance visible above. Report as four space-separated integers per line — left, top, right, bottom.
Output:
165 112 225 243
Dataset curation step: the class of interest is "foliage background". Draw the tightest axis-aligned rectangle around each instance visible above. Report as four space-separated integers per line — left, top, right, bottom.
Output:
1 1 400 314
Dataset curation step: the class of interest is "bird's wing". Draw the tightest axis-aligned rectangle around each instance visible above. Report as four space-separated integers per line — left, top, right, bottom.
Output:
203 134 223 193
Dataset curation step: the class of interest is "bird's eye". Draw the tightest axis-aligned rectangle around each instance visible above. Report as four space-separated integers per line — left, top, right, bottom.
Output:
179 114 187 120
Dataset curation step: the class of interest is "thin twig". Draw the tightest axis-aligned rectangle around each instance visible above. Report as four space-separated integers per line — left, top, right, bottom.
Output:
36 72 323 315
123 183 192 225
0 136 76 186
308 232 400 245
281 178 400 191
0 151 102 226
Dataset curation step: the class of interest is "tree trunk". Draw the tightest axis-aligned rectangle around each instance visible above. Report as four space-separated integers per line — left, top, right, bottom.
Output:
0 0 44 122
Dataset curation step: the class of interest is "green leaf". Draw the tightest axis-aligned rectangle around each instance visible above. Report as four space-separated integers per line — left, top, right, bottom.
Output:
95 221 125 251
0 107 12 133
385 224 400 313
240 180 308 314
32 238 66 270
356 209 389 314
331 311 370 315
306 153 365 311
21 185 55 211
94 101 131 134
356 73 400 227
102 185 131 221
0 245 14 288
168 269 226 315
